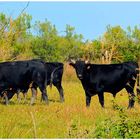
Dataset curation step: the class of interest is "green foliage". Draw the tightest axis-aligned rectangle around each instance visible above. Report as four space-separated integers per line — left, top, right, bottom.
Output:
0 13 10 33
31 20 61 61
62 24 84 60
91 101 140 138
31 22 84 61
0 12 139 63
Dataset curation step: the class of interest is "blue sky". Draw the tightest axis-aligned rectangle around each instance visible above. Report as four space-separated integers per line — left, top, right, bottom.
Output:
0 2 140 40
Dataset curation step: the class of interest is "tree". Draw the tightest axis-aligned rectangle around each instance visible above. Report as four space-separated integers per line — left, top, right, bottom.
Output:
62 24 83 60
100 25 128 63
0 13 13 61
32 19 60 61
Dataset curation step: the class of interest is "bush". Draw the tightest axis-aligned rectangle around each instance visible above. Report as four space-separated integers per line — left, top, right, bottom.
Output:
90 101 140 138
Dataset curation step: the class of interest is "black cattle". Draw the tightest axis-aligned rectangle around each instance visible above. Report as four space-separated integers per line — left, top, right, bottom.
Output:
5 60 64 103
0 60 48 105
30 61 64 102
69 59 140 108
46 62 64 102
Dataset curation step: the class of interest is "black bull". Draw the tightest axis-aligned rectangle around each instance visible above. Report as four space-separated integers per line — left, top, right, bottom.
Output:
69 60 140 108
0 60 64 104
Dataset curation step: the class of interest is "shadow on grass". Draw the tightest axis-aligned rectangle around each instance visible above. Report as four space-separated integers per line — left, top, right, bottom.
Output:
49 99 61 103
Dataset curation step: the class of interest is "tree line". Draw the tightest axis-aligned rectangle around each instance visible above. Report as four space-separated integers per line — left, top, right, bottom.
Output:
0 12 140 64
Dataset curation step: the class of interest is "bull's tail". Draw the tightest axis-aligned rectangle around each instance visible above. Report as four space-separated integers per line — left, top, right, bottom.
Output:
50 66 63 89
136 65 140 99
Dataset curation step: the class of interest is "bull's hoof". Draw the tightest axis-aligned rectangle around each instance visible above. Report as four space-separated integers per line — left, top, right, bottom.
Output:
4 101 9 105
45 100 49 105
60 98 64 103
127 105 134 109
30 98 35 106
86 105 90 108
4 99 9 105
30 102 34 106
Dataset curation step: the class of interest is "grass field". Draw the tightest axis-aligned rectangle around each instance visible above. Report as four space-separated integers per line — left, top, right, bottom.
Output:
0 66 140 138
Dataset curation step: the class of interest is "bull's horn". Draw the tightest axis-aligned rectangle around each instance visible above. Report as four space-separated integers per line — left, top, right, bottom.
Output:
70 59 76 64
85 60 89 64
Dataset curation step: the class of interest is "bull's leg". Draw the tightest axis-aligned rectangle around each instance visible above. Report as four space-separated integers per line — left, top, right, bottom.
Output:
31 83 38 99
125 84 135 108
23 92 27 103
3 92 9 105
98 92 104 108
40 90 44 103
39 85 49 105
23 92 26 100
41 89 49 105
17 91 21 103
30 87 37 105
86 94 91 107
55 84 64 102
40 95 43 102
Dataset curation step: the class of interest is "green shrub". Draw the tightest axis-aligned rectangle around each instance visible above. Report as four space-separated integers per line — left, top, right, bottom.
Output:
90 101 140 138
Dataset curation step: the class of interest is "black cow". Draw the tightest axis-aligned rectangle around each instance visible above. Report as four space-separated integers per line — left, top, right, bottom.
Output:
0 60 48 105
4 60 64 103
46 62 64 102
69 59 140 108
30 61 64 103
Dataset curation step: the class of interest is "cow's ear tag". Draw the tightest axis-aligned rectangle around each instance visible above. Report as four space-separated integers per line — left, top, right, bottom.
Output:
87 66 90 70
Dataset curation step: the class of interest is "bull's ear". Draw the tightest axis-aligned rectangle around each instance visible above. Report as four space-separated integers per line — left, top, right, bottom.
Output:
68 59 76 67
85 60 91 70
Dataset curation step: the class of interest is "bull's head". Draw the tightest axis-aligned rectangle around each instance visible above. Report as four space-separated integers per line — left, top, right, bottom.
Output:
68 59 90 80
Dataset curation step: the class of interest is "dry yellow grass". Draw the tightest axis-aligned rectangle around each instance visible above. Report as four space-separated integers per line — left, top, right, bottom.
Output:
0 65 140 138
